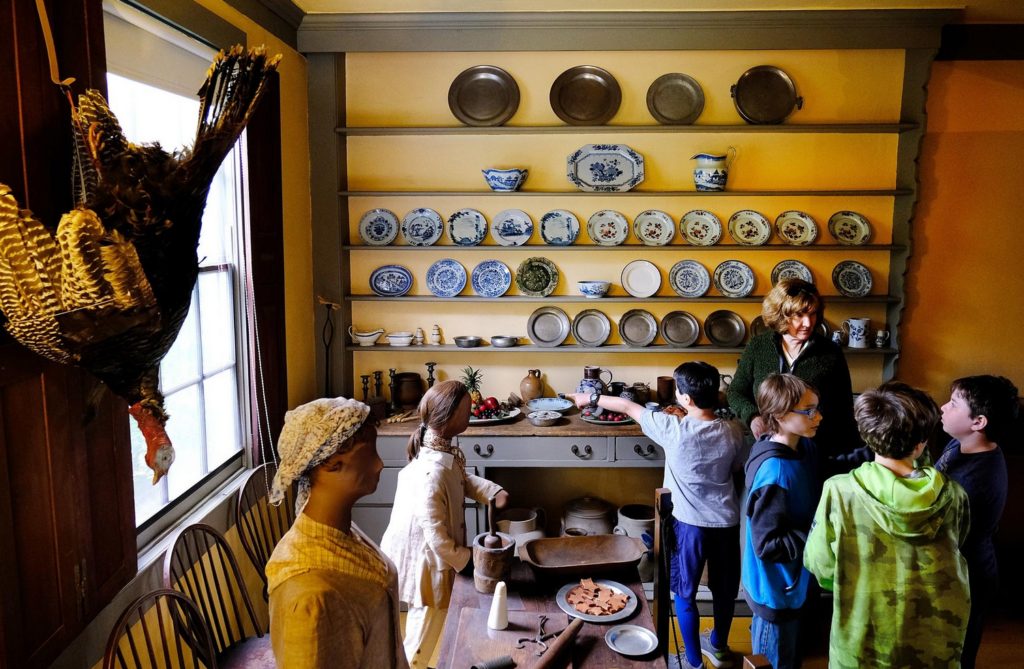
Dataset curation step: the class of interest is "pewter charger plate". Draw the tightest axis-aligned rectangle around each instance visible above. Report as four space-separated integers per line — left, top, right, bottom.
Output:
619 309 658 348
572 309 612 347
556 579 638 624
550 65 622 126
448 65 520 127
704 310 747 347
527 306 571 347
646 72 705 125
660 311 700 348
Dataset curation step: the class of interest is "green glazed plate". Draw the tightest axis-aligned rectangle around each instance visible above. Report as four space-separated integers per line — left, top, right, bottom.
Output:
516 257 559 297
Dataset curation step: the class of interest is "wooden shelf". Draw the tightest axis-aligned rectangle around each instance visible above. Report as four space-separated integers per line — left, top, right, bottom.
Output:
346 343 899 354
341 189 912 197
346 295 900 304
337 123 918 136
343 244 905 252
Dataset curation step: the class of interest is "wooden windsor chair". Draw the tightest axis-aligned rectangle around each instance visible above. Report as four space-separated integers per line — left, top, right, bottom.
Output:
236 462 296 602
164 523 274 668
103 588 217 669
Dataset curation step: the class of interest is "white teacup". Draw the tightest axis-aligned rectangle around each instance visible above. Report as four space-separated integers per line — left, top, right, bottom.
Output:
842 318 871 349
875 329 890 348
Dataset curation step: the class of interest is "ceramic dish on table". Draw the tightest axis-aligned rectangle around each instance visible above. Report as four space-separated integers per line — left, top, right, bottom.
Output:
619 309 659 347
680 210 723 246
471 260 512 297
527 410 562 427
646 72 705 125
775 210 819 246
558 579 638 623
566 144 645 193
550 65 622 126
620 260 662 298
728 210 772 246
704 310 747 347
832 261 874 297
572 309 612 348
587 210 629 246
540 210 581 245
828 211 873 245
490 209 534 246
447 65 520 127
525 397 574 413
469 407 521 425
369 265 413 297
358 209 399 246
527 306 572 347
400 208 444 246
490 335 519 348
771 259 814 286
713 260 756 298
660 311 701 348
515 257 559 297
606 625 659 657
731 65 803 125
632 210 675 246
447 208 488 246
425 259 467 297
581 412 635 425
669 260 711 298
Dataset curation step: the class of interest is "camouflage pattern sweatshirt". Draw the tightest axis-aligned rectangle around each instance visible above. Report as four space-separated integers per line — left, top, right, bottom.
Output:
804 462 971 669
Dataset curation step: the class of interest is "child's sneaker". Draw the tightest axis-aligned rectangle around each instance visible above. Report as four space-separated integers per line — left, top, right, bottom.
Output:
699 630 733 668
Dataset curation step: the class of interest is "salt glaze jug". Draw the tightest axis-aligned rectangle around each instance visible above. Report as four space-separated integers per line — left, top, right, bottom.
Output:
691 147 737 192
577 366 613 396
520 369 543 402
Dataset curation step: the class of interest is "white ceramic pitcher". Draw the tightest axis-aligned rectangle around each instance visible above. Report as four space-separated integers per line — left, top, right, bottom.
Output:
691 147 737 192
841 318 871 349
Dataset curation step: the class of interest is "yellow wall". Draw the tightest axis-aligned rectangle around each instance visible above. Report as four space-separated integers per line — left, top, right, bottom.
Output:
899 60 1024 398
193 0 317 407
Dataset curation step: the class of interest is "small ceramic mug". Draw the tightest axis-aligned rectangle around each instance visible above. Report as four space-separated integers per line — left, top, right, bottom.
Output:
841 318 871 349
831 330 844 346
875 329 890 348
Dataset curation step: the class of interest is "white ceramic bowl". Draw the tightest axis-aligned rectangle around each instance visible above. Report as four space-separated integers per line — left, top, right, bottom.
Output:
578 281 611 298
386 332 414 346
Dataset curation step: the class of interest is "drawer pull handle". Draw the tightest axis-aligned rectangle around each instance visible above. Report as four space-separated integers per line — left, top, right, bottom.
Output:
634 444 656 457
473 443 494 457
571 444 593 458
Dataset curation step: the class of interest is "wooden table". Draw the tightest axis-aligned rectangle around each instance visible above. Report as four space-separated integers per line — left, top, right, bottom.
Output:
436 560 667 669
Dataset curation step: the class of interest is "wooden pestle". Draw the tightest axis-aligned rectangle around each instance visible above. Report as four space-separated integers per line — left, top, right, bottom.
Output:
533 617 584 669
484 495 501 549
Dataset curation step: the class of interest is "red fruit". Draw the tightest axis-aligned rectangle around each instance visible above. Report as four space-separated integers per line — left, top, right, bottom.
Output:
614 415 622 421
484 397 499 410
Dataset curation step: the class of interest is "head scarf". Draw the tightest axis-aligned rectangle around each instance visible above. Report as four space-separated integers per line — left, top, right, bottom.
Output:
270 397 371 515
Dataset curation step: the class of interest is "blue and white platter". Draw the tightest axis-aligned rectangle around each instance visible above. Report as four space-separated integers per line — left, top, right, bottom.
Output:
832 261 873 297
540 210 581 245
400 208 444 246
669 260 711 298
566 144 645 193
771 260 814 286
633 210 675 246
713 260 756 298
359 209 399 245
525 397 574 413
490 209 534 246
426 259 467 297
586 210 629 246
369 265 413 297
447 208 488 246
471 260 512 297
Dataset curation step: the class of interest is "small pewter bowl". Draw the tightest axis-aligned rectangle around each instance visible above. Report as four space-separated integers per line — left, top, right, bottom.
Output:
490 335 519 348
454 336 482 348
528 410 561 427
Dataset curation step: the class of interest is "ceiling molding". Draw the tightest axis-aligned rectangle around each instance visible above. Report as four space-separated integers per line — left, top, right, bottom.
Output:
258 0 305 29
220 0 304 48
298 9 955 53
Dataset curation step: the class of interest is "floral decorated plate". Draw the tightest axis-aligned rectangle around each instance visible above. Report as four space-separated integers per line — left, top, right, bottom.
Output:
540 210 581 245
775 210 819 246
587 210 629 246
400 208 444 246
516 257 559 297
680 210 723 246
359 209 399 246
490 209 534 246
828 211 872 246
620 260 662 298
832 261 873 297
426 259 467 297
727 210 772 246
447 208 488 246
771 260 814 286
713 260 756 297
669 260 711 298
566 144 645 193
369 265 413 297
471 260 512 297
633 210 675 246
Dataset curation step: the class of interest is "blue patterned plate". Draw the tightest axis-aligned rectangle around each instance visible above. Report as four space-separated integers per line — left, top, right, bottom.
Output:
471 260 512 297
369 265 413 297
633 210 676 246
447 208 488 246
400 208 444 246
566 144 645 192
587 210 629 246
771 260 814 286
832 261 873 297
426 259 467 297
727 210 772 246
669 260 711 298
713 260 756 298
359 209 399 245
540 210 581 246
490 209 534 246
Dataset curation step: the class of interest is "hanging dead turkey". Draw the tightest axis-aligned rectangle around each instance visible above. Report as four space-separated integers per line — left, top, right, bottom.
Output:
0 46 280 483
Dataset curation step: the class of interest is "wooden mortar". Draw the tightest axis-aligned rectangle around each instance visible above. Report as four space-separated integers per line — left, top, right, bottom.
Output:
472 531 516 594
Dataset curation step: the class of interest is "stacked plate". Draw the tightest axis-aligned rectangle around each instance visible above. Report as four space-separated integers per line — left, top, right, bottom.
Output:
527 306 571 347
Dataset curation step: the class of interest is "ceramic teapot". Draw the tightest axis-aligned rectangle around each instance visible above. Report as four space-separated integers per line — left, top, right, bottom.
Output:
577 366 613 395
349 326 384 347
691 147 737 192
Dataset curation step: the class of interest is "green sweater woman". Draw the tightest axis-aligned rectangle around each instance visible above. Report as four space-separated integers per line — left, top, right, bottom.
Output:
727 279 859 455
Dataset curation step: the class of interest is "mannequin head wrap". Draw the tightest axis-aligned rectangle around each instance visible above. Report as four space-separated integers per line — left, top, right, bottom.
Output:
269 397 371 515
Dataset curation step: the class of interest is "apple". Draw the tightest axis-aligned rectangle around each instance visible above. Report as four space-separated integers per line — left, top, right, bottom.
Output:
484 397 499 410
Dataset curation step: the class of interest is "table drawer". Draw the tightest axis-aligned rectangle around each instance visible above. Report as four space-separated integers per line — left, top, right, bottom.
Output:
377 436 411 462
361 466 483 504
461 436 608 462
615 437 666 462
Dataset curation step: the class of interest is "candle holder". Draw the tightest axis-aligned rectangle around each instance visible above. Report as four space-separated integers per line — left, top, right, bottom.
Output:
426 362 436 389
360 375 370 401
388 368 400 415
374 370 383 398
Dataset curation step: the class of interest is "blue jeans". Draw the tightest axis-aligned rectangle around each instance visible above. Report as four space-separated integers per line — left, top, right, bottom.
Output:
751 615 801 669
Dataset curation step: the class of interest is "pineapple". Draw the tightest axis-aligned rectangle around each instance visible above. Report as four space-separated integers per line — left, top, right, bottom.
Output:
461 366 484 405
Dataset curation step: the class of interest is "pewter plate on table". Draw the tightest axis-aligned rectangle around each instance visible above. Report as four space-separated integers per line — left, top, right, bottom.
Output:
728 210 772 246
550 65 622 126
527 306 571 347
828 211 872 246
646 72 705 125
704 310 747 347
572 308 612 347
400 208 444 246
566 144 645 193
587 210 629 246
633 210 675 246
447 208 488 246
358 209 398 246
771 259 813 286
680 209 723 246
540 209 581 245
832 261 873 297
490 209 534 246
448 65 520 127
669 260 711 298
619 309 658 347
556 579 638 623
660 311 700 348
606 625 659 657
775 210 819 246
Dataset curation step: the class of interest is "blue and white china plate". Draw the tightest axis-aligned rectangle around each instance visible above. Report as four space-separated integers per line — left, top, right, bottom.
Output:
471 260 512 297
426 259 467 297
680 210 722 246
828 211 872 246
447 208 488 246
587 210 629 246
832 261 873 297
359 209 399 245
713 260 756 298
490 209 534 246
633 210 675 246
771 260 814 286
728 210 772 246
525 397 574 412
540 210 581 246
775 211 819 246
370 265 413 297
620 260 662 298
566 144 645 193
669 260 711 298
400 208 444 246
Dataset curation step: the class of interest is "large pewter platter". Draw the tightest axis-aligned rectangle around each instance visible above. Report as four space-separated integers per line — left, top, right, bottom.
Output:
646 72 705 125
550 65 622 126
619 309 658 348
660 311 701 348
527 306 572 347
448 65 520 127
731 65 803 125
572 309 612 347
704 310 747 347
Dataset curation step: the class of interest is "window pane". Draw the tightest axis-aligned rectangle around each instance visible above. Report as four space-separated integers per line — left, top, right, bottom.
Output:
164 385 205 499
130 423 167 524
160 289 201 391
198 146 238 266
198 270 236 373
106 73 198 150
205 369 241 467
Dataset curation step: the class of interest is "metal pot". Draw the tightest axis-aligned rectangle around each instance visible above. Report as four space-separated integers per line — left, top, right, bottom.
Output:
561 495 616 536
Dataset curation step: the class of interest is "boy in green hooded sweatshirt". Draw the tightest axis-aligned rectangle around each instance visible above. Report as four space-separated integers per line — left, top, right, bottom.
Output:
804 381 971 669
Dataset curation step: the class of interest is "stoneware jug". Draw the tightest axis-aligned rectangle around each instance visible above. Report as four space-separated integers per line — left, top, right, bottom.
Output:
691 147 737 192
842 317 871 349
577 366 613 395
614 504 656 582
520 369 543 402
